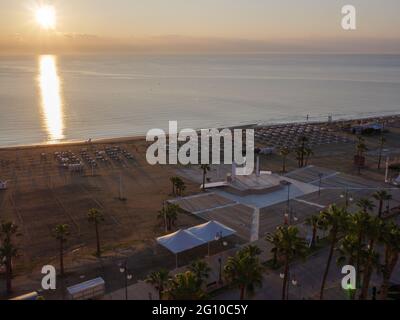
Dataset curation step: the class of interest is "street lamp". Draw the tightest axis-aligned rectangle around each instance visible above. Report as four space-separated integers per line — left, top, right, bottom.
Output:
281 181 292 224
318 173 324 197
218 257 223 285
119 261 133 300
279 271 300 300
340 189 353 209
215 232 228 285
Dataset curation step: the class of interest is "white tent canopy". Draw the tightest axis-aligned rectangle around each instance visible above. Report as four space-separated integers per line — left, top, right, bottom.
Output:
156 229 206 254
186 220 236 243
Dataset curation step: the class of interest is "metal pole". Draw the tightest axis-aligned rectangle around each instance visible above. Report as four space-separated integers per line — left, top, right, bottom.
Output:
218 257 222 284
125 273 128 300
163 202 168 233
119 173 123 200
318 174 323 197
385 156 389 183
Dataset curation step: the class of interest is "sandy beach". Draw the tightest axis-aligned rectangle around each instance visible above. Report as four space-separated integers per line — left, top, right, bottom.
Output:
1 113 400 298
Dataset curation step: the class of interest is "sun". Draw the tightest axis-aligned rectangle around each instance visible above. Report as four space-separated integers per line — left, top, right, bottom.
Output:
35 5 56 30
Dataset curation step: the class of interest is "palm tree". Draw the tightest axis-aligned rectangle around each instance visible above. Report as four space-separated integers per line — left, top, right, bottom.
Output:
224 246 264 300
337 234 360 299
305 215 319 248
304 147 314 166
168 271 206 300
318 205 350 300
355 137 368 174
175 177 186 196
350 210 371 284
0 221 20 294
241 244 262 257
188 260 211 287
0 221 20 274
145 269 170 300
170 177 178 196
356 198 375 215
266 226 308 300
296 136 309 168
0 221 19 243
0 242 18 295
53 224 70 277
266 232 280 267
359 217 383 300
158 203 182 231
279 147 291 173
373 190 392 218
377 136 386 169
379 222 400 300
87 208 104 257
200 164 211 191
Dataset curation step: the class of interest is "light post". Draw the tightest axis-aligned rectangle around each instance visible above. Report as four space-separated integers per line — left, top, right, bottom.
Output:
218 257 223 285
215 232 228 285
340 189 353 209
318 173 324 197
284 207 298 225
279 271 299 300
281 181 292 221
119 261 133 300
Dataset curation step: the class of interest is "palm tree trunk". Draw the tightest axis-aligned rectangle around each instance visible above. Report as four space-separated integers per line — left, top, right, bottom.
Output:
380 274 390 300
355 230 364 283
320 233 336 300
360 240 375 300
378 201 383 218
282 157 286 173
282 258 289 300
95 223 101 257
312 227 317 247
6 257 12 294
60 239 64 276
378 150 382 169
240 285 245 300
360 265 372 300
380 253 398 300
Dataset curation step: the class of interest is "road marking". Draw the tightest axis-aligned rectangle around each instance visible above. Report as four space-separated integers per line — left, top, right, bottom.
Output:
294 198 326 209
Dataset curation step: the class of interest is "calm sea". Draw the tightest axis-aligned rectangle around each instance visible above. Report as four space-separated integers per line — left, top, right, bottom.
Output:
0 53 400 147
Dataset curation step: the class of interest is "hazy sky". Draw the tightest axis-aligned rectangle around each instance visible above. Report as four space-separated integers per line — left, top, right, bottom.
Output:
1 0 400 53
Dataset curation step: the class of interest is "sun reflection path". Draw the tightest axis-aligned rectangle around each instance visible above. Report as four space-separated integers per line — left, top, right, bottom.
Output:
38 55 64 142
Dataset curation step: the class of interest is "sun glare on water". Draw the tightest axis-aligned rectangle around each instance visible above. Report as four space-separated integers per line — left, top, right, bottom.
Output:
35 5 56 30
38 55 65 142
